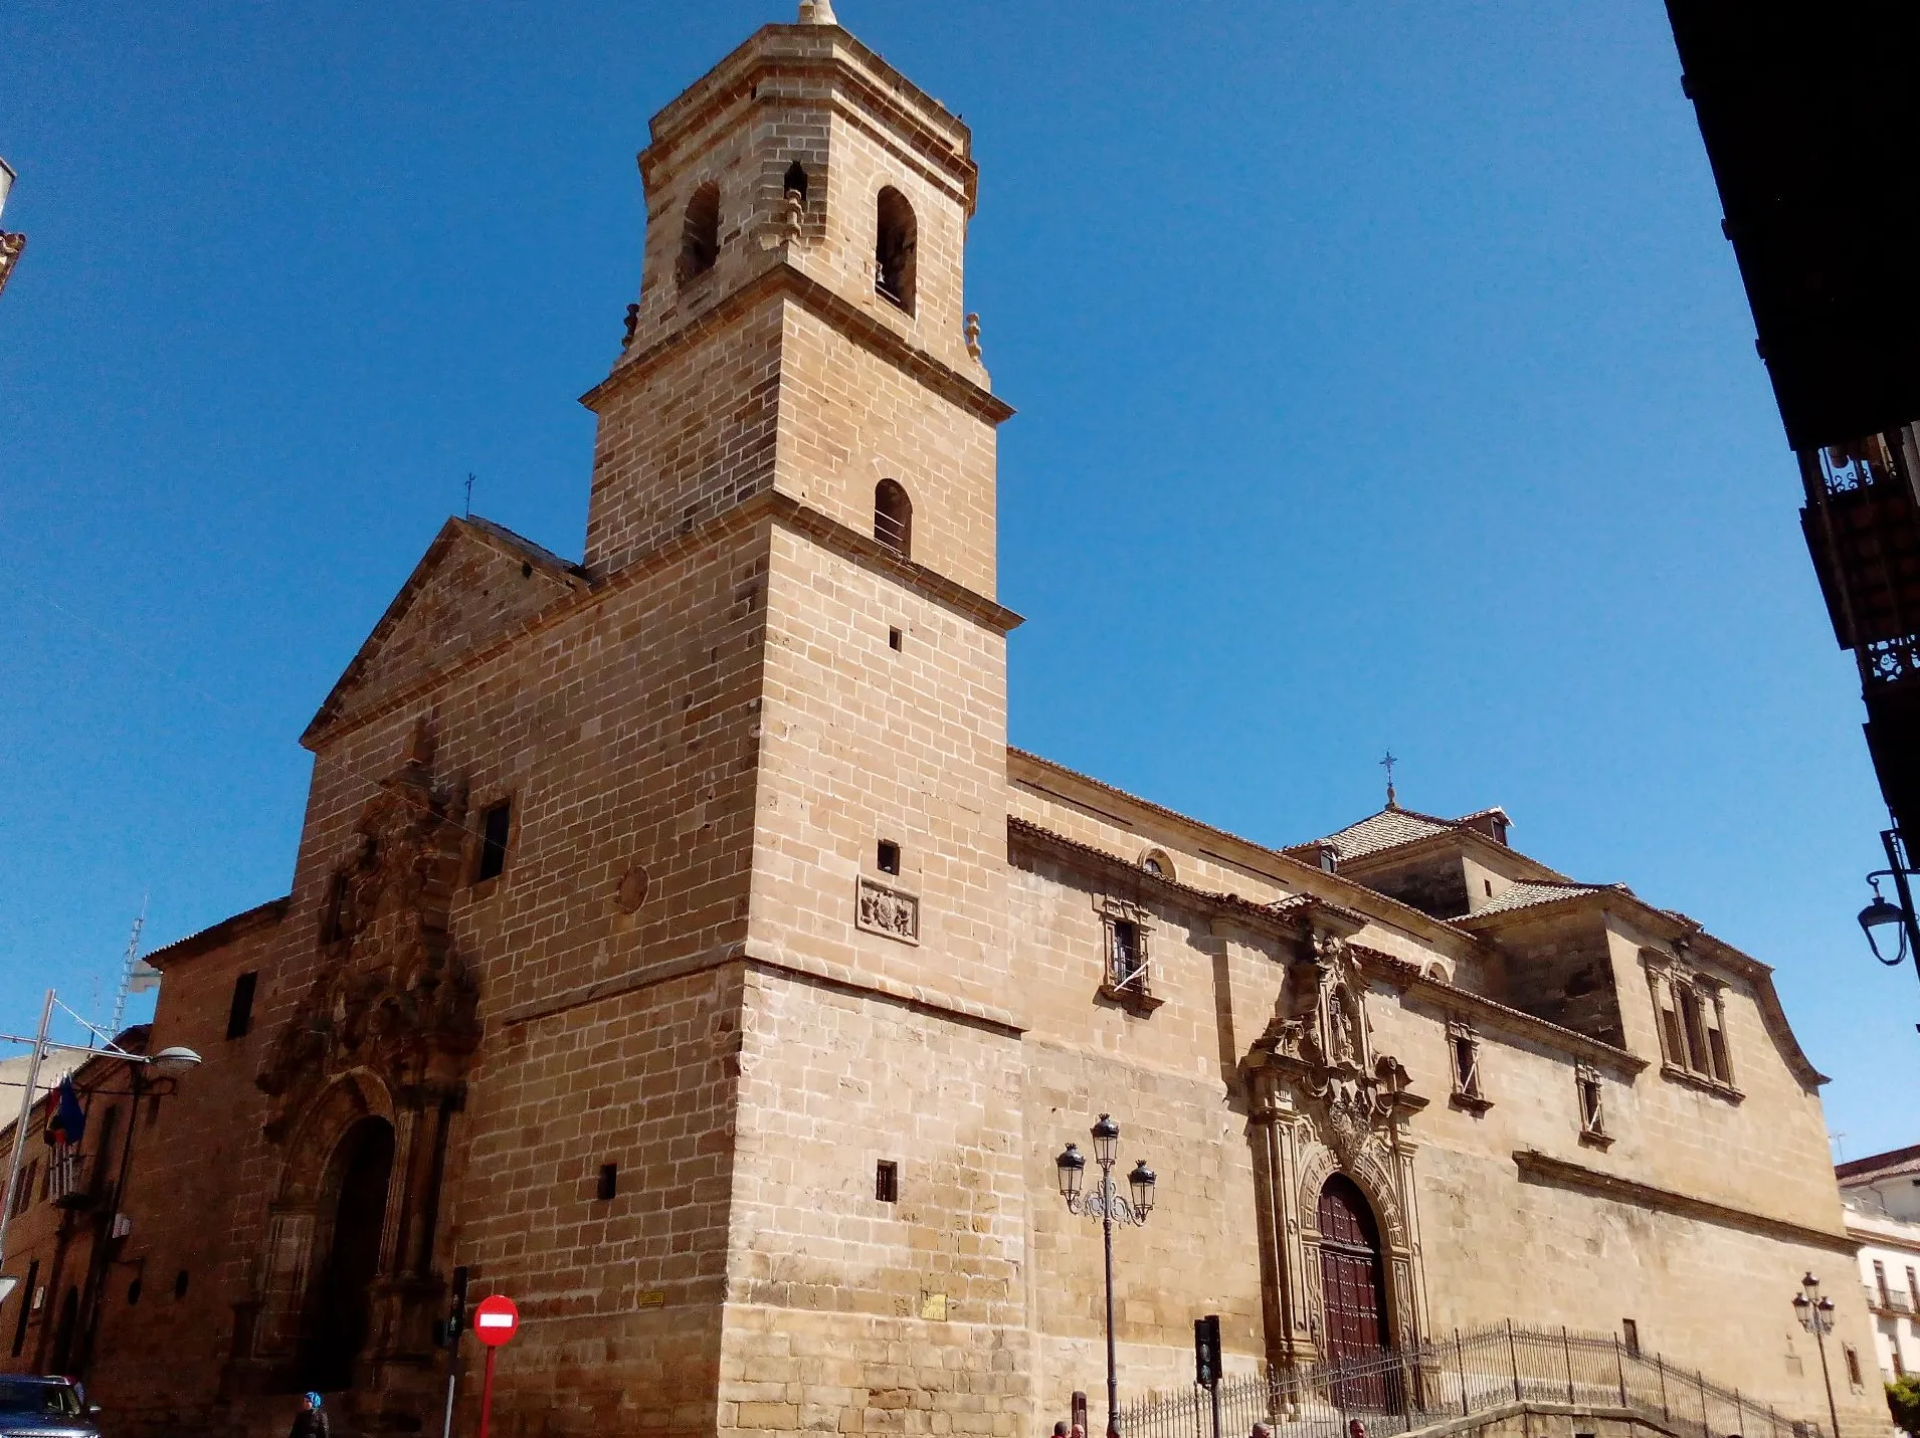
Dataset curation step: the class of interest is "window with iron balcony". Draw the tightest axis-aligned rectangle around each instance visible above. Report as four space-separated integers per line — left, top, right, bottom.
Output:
1095 898 1162 1016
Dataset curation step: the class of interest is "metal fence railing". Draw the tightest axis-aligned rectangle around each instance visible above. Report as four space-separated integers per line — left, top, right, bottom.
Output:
1118 1323 1822 1438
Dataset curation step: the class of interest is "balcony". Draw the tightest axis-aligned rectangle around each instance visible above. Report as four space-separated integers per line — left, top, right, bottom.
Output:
1865 1282 1916 1317
46 1150 97 1209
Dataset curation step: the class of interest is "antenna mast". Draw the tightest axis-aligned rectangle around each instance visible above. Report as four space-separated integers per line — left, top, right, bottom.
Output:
107 895 150 1037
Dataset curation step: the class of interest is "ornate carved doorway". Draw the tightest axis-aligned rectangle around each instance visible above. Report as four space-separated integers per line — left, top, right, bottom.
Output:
297 1117 395 1391
1316 1175 1392 1406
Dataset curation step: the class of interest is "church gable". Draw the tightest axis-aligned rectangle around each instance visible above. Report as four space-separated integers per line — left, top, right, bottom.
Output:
302 516 587 745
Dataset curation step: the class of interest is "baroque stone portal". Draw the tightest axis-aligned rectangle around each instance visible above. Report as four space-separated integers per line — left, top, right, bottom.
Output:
1242 920 1430 1374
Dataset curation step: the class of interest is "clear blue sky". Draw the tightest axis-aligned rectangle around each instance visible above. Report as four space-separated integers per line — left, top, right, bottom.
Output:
1 2 1908 1158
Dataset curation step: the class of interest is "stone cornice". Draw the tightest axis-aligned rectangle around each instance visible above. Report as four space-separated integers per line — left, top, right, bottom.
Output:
303 486 1020 752
144 896 291 971
582 261 1013 426
1514 1149 1857 1254
1008 749 1489 962
499 936 1025 1038
1385 963 1648 1077
1012 816 1652 1076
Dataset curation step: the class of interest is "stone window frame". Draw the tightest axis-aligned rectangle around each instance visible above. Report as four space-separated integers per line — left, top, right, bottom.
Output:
1644 951 1740 1099
1094 895 1163 1016
1575 1063 1611 1147
1446 1019 1492 1113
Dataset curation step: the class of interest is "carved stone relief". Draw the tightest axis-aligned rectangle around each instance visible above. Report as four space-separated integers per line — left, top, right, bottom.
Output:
857 876 920 944
1242 923 1430 1374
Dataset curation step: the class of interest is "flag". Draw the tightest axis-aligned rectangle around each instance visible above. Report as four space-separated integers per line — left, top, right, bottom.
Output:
43 1077 85 1148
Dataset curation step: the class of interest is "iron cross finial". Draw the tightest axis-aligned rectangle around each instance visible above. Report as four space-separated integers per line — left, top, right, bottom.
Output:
1380 751 1398 809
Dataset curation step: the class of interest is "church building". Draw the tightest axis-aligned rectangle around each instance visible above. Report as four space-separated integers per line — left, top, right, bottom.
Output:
0 9 1881 1438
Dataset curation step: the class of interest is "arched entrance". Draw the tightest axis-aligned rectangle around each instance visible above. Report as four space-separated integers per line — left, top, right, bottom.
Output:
1316 1175 1392 1404
297 1116 395 1391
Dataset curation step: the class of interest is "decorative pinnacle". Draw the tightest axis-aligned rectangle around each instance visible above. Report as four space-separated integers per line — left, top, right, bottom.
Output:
798 0 837 23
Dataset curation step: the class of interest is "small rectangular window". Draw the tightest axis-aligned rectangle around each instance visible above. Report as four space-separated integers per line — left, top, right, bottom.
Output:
888 627 903 652
476 800 512 883
875 1160 898 1203
1621 1319 1639 1358
1877 1261 1891 1305
1907 1266 1918 1310
1451 1035 1478 1095
226 971 259 1040
597 1163 618 1201
1576 1067 1606 1141
877 840 900 876
1844 1344 1863 1388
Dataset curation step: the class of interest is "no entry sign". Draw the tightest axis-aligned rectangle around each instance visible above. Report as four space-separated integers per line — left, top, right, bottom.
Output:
473 1294 519 1347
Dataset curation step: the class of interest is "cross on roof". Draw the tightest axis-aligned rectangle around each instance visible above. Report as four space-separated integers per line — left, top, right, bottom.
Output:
1380 751 1398 809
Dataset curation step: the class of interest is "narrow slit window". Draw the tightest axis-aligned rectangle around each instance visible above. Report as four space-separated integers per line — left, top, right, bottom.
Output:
877 840 901 876
1678 987 1710 1073
783 160 809 205
172 1269 189 1300
1621 1319 1639 1358
875 1160 898 1203
597 1163 619 1202
888 627 903 652
226 970 259 1040
476 800 512 884
1845 1345 1863 1387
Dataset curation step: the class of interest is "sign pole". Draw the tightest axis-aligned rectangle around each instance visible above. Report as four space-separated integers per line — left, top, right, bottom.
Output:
470 1291 518 1438
438 1266 468 1438
477 1346 497 1438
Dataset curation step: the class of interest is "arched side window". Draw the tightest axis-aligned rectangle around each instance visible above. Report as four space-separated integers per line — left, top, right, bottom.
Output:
783 160 809 205
679 181 721 284
874 479 912 557
875 187 916 312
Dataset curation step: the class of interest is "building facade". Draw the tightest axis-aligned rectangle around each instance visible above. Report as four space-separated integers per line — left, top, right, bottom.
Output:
0 10 1883 1438
1839 1145 1920 1402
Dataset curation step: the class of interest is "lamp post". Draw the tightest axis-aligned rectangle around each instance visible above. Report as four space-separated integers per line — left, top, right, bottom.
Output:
1056 1115 1156 1438
1792 1272 1842 1438
1857 828 1920 985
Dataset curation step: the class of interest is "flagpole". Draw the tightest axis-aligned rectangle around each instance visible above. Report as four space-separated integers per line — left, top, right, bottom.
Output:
0 990 57 1277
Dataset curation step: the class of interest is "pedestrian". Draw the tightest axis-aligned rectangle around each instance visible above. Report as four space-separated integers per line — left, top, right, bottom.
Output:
1053 1424 1069 1438
1251 1423 1273 1438
289 1392 330 1438
1348 1420 1367 1438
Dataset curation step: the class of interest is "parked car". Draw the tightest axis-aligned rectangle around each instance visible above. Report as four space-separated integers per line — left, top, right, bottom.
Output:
0 1377 101 1438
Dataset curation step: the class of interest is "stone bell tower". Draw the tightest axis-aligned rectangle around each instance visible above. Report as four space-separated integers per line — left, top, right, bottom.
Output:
579 8 1032 1434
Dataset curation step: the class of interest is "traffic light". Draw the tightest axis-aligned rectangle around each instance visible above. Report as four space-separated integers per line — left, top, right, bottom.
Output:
1194 1315 1221 1388
437 1266 469 1349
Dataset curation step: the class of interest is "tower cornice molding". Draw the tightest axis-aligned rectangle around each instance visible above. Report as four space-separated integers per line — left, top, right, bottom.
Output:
582 259 1013 424
642 25 975 207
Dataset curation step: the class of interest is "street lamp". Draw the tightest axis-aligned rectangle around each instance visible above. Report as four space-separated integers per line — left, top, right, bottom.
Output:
1792 1272 1842 1438
0 990 201 1283
1056 1115 1156 1438
1858 829 1920 979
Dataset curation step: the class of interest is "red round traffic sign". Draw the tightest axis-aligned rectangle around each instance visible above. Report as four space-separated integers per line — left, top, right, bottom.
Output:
472 1294 519 1347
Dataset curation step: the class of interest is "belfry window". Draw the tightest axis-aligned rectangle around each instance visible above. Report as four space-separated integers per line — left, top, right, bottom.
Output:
679 181 721 284
875 187 916 312
783 160 809 205
874 480 912 557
